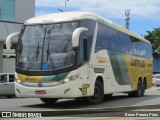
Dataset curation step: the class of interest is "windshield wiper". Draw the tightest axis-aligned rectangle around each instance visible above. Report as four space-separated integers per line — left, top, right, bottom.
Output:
36 42 40 62
26 42 40 71
46 39 55 69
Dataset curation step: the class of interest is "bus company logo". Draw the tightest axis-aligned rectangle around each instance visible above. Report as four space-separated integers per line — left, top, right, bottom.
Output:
130 58 145 67
38 83 42 87
2 112 11 117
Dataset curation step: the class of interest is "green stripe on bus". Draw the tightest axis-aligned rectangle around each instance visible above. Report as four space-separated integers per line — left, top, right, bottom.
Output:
42 72 69 82
108 51 131 85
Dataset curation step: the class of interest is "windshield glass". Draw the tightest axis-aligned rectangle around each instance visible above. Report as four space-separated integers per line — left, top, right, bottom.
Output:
17 22 78 71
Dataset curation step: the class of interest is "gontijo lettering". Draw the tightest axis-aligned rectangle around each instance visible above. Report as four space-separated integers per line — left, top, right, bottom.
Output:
130 58 145 67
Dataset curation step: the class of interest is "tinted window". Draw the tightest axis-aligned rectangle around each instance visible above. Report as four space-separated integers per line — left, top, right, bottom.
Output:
109 28 119 51
9 74 14 82
78 38 84 64
146 43 152 58
95 22 152 59
119 32 131 54
95 23 109 52
130 36 152 59
0 74 7 82
80 19 96 56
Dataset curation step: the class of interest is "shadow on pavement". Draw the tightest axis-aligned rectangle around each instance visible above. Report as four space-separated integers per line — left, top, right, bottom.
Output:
22 94 160 110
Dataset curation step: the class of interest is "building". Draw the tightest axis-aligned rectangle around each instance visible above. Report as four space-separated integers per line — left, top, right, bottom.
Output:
153 52 160 74
0 0 35 22
0 0 35 73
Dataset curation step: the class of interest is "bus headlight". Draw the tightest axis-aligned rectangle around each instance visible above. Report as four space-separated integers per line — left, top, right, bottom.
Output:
16 79 21 83
64 78 70 83
59 74 79 84
15 73 21 83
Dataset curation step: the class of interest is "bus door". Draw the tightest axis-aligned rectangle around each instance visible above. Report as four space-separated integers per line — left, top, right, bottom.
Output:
105 66 117 93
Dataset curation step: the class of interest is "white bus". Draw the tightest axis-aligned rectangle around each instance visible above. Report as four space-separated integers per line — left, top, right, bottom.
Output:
6 12 153 104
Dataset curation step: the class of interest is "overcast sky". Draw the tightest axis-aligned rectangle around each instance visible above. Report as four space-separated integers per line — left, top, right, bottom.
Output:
35 0 160 36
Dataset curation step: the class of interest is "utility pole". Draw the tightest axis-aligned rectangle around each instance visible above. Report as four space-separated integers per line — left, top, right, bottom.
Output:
125 9 130 30
65 0 70 12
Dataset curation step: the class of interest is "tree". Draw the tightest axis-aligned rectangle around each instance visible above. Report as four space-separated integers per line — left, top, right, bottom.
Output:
144 27 160 52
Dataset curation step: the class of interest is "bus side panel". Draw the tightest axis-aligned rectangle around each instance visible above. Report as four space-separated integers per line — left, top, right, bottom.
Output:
90 50 132 94
124 55 153 91
107 50 132 92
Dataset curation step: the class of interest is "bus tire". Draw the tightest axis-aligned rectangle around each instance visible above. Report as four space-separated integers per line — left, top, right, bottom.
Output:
142 80 146 96
136 80 144 97
86 80 104 104
128 80 144 97
40 98 58 104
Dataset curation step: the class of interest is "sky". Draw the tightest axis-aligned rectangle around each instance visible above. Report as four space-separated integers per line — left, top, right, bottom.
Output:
35 0 160 36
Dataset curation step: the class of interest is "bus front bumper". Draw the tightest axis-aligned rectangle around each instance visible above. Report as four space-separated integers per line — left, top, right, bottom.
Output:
14 80 90 98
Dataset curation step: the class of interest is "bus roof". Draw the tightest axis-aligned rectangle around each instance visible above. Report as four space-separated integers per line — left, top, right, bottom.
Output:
25 12 98 24
25 12 150 44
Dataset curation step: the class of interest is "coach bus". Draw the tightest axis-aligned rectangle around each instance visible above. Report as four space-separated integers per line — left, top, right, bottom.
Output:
6 12 152 104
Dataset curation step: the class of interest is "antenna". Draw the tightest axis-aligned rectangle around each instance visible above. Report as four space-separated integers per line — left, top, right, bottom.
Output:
125 9 130 30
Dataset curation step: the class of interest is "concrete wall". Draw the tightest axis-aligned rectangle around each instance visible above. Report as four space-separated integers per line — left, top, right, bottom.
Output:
3 58 15 73
0 42 3 73
0 0 35 73
15 0 35 23
0 22 22 41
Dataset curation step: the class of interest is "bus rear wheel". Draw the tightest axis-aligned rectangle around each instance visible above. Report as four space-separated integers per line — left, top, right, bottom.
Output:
87 80 104 104
136 80 144 97
40 98 58 104
128 80 144 97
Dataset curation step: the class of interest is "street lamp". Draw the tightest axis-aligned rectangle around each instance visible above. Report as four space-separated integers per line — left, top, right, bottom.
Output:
65 0 70 12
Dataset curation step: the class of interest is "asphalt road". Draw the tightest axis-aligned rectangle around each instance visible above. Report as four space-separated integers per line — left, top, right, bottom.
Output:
0 87 160 118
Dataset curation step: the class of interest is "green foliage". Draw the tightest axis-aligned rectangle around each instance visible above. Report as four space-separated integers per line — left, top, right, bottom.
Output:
144 27 160 52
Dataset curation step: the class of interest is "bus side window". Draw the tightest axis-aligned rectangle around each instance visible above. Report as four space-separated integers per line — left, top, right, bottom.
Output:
78 37 88 64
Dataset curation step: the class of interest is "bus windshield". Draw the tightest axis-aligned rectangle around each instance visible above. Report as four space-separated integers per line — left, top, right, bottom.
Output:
17 22 78 71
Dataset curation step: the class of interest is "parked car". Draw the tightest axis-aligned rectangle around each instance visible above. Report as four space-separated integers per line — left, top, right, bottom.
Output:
0 73 15 98
153 74 160 86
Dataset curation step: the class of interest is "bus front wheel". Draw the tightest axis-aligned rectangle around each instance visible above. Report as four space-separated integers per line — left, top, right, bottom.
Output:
86 80 104 104
40 98 58 104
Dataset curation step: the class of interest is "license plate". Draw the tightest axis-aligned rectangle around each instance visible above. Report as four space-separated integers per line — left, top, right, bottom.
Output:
35 90 46 94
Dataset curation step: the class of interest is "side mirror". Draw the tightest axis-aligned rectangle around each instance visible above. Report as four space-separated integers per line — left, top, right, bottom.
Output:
72 27 88 47
6 32 20 50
